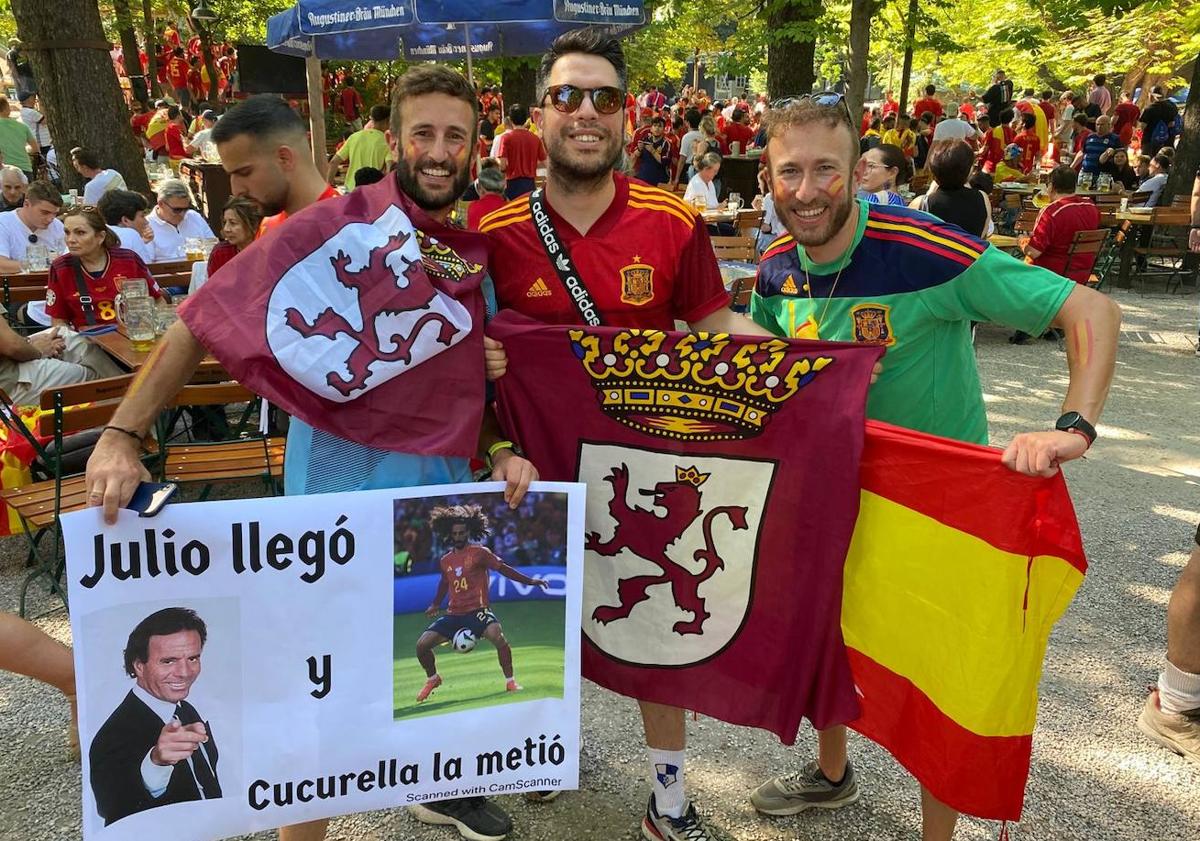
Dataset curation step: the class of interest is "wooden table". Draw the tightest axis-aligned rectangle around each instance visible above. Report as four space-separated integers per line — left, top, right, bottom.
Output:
701 209 738 224
1112 208 1193 289
88 326 224 375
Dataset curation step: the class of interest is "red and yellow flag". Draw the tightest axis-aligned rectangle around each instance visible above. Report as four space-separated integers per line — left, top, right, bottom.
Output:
844 421 1087 821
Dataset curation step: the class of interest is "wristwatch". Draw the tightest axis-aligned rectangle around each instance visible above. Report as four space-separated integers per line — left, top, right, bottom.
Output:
1055 412 1096 448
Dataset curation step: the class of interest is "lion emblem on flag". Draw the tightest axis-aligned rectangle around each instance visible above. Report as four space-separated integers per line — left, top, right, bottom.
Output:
580 444 774 666
265 205 474 402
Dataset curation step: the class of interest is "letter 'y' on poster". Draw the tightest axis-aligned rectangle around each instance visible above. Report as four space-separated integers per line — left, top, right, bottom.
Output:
61 481 585 840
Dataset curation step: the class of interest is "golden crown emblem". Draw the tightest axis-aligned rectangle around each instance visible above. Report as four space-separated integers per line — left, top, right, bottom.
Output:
674 466 710 487
568 329 833 441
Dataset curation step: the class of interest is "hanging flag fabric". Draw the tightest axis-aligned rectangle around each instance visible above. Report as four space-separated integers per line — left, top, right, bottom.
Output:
844 420 1086 821
490 310 884 742
179 178 488 456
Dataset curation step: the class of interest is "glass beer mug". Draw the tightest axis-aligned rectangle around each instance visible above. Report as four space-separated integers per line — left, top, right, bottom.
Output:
727 192 743 212
115 284 157 351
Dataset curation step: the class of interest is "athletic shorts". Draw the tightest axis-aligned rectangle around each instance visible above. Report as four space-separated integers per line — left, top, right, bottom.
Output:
427 609 498 639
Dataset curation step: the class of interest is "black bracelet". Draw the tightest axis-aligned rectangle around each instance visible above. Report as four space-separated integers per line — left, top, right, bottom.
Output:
101 425 143 442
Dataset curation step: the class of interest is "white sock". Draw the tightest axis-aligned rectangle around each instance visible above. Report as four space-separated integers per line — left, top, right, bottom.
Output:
649 748 686 818
1159 661 1200 714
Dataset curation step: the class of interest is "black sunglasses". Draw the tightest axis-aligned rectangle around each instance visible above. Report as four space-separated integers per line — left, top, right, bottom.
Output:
772 91 854 126
542 84 625 116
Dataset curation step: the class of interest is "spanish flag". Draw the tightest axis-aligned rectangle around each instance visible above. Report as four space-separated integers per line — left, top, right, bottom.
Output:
843 421 1087 821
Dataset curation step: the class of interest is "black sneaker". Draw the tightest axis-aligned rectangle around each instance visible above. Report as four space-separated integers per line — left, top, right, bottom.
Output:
409 797 512 841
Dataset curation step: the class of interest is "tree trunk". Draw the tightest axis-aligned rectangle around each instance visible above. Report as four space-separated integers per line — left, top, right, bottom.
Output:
191 17 219 108
114 0 147 106
897 0 918 114
765 0 823 101
142 0 161 98
1160 51 1199 207
11 0 149 193
846 0 879 125
501 58 537 111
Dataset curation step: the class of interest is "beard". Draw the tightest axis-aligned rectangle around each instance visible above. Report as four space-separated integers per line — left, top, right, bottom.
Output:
780 187 855 248
394 155 472 213
544 122 623 187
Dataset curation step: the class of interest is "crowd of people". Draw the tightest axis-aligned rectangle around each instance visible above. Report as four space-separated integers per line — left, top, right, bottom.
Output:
0 19 1195 841
394 493 569 577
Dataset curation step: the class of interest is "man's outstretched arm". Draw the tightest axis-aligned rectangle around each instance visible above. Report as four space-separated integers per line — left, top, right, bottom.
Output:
85 320 207 522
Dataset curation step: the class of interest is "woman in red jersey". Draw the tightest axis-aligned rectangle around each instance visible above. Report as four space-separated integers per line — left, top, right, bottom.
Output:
46 206 161 331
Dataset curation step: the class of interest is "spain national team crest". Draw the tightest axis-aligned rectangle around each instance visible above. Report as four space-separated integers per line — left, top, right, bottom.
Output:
850 303 896 346
619 257 655 306
578 442 774 666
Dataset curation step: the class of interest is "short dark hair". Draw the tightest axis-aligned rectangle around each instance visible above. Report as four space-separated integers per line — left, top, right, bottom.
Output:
390 65 479 143
123 607 208 679
1041 90 1052 100
650 116 664 127
924 84 935 96
684 108 701 129
369 104 390 124
25 180 62 207
536 28 627 96
211 95 307 146
509 104 529 126
1094 74 1106 86
1048 164 1078 194
731 108 745 122
1022 113 1036 130
999 108 1015 124
70 147 101 169
1153 153 1171 172
1073 113 1089 127
352 166 385 186
871 143 909 185
927 140 974 189
97 189 148 225
166 105 180 120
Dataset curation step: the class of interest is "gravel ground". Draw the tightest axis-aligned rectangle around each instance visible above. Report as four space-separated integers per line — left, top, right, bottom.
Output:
2 286 1198 841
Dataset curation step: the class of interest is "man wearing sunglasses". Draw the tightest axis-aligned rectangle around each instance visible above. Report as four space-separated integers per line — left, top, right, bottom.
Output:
481 27 774 841
147 178 215 262
746 95 1120 841
0 179 65 273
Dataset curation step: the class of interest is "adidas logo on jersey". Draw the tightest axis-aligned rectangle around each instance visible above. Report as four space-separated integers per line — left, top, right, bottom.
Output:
526 278 553 298
781 274 799 295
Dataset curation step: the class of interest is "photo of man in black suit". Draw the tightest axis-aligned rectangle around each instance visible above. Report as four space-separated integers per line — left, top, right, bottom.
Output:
89 607 222 825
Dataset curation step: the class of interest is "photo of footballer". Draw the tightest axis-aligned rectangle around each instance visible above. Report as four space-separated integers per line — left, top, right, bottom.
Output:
392 491 569 721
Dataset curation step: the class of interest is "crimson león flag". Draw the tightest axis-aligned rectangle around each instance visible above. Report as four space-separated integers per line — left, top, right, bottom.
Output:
179 178 488 455
491 311 883 741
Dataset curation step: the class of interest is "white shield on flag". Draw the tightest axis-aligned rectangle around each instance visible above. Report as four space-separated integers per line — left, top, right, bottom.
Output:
578 442 774 666
265 205 473 403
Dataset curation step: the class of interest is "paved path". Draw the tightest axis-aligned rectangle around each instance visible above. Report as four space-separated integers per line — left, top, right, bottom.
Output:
1 287 1197 841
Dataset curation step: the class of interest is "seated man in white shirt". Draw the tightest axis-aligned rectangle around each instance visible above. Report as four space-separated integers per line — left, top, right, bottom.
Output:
98 189 156 264
72 147 127 206
683 151 722 210
147 179 215 262
0 180 66 273
0 165 27 212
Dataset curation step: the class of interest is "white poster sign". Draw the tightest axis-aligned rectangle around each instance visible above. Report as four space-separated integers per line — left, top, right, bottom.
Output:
62 482 584 841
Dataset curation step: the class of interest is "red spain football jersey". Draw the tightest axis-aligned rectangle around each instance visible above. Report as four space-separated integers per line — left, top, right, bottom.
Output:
440 545 502 614
480 173 729 329
46 248 161 330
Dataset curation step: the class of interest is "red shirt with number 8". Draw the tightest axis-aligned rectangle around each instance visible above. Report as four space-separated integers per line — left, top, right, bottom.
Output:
45 248 162 330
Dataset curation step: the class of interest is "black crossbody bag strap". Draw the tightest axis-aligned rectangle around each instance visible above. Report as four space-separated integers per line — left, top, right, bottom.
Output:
71 257 98 326
528 189 603 327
